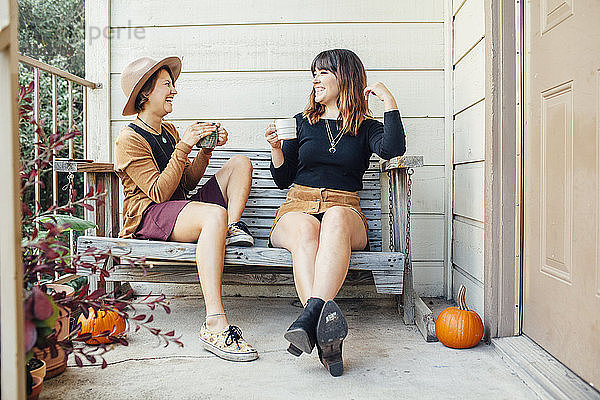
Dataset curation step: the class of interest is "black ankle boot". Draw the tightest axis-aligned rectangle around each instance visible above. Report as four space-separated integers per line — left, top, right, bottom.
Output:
284 297 325 355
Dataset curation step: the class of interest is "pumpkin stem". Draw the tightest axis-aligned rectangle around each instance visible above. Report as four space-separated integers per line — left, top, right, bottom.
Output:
458 285 469 311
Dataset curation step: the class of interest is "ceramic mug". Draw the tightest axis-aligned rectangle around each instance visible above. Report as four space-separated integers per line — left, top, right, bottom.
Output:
275 118 297 140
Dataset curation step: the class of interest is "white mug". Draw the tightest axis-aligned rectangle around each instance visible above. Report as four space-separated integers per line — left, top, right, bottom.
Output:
275 118 297 140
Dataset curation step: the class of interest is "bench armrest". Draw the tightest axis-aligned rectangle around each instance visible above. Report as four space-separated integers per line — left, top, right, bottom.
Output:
379 155 424 172
54 160 119 238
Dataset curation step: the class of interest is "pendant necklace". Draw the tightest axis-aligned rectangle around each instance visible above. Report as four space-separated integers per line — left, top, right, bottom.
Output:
137 117 168 144
136 117 174 160
324 119 344 154
136 116 184 197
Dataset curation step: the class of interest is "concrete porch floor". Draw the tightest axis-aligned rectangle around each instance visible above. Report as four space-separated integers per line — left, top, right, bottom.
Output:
41 292 537 400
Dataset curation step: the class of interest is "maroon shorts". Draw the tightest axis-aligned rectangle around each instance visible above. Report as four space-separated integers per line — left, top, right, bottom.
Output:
134 176 226 241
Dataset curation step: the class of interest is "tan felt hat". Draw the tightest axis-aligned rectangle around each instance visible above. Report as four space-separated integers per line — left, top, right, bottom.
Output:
120 56 182 116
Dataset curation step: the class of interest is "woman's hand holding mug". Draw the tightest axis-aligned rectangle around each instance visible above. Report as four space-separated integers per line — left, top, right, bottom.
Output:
181 122 216 147
215 123 228 147
265 122 282 149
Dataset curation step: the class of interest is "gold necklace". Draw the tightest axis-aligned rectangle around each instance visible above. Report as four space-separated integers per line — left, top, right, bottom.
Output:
324 119 344 154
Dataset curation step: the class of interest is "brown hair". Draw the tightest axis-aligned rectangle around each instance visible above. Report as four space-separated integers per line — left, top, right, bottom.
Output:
303 49 371 136
134 66 175 113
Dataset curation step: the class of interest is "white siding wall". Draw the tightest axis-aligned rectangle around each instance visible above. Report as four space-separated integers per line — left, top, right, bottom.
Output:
88 0 447 296
452 0 485 316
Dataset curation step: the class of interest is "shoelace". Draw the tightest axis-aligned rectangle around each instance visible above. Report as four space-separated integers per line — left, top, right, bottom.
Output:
224 325 243 349
231 221 251 235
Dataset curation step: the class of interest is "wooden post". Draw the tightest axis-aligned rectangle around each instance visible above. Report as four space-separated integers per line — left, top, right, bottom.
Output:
383 156 437 342
85 0 111 163
0 0 27 397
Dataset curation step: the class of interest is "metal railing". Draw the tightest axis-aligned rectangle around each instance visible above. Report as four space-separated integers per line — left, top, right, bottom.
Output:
18 54 100 260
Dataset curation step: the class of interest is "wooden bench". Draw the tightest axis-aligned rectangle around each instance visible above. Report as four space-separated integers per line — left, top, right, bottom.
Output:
73 148 435 341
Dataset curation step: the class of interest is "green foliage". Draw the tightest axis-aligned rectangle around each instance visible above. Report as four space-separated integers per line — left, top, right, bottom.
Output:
18 0 85 77
26 215 97 247
38 215 98 232
18 0 86 233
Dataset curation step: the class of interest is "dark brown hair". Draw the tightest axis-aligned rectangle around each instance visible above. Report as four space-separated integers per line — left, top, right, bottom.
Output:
134 66 175 113
303 49 371 136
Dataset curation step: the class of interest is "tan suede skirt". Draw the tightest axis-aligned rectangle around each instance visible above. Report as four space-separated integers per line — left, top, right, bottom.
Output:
270 184 369 236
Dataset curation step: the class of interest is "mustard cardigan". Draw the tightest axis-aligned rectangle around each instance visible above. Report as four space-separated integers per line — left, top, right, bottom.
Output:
114 121 210 238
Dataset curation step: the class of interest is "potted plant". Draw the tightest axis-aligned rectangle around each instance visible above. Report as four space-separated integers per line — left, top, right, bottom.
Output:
27 284 75 378
18 82 184 394
26 371 43 400
26 358 46 382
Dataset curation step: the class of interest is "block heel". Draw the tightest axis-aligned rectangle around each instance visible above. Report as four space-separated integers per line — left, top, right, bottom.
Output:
287 343 303 357
316 300 348 377
284 328 314 354
283 297 325 356
318 342 344 377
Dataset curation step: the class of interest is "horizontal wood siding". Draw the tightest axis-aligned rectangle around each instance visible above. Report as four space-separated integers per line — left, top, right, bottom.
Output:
452 217 484 282
453 162 485 221
110 24 444 72
452 0 485 314
111 0 444 26
104 0 447 296
453 40 485 114
454 100 485 163
453 0 484 64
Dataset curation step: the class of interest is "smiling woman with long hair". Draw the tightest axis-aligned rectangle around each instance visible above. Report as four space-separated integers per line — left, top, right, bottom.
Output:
265 49 406 376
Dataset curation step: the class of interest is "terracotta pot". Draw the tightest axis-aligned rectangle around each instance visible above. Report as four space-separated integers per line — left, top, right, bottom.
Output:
27 375 43 400
33 283 75 379
46 284 74 341
33 345 67 379
28 358 46 381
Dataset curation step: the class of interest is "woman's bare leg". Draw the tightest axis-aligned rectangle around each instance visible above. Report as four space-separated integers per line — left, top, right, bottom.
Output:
214 155 253 224
310 207 368 300
270 212 320 304
170 201 229 331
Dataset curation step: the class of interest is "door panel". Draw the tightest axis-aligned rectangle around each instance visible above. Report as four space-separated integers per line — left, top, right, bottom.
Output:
523 0 600 387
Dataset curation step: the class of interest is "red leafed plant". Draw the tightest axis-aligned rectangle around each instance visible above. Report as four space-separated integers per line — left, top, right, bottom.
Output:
19 81 183 371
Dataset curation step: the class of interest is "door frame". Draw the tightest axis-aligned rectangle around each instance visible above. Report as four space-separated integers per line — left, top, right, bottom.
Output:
0 0 26 398
483 0 523 338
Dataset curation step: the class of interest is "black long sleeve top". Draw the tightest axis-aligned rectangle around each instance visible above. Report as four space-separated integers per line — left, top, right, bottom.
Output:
269 110 406 191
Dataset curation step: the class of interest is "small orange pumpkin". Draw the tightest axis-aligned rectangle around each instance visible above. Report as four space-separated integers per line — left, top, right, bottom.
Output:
77 307 126 345
435 285 484 348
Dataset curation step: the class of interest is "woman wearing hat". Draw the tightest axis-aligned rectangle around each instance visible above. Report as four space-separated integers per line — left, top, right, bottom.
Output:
115 56 258 362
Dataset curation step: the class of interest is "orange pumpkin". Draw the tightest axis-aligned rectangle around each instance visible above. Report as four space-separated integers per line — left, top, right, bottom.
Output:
77 307 126 344
435 285 484 348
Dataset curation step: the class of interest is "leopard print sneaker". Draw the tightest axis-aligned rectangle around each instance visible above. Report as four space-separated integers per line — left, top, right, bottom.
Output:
225 221 254 247
199 324 258 362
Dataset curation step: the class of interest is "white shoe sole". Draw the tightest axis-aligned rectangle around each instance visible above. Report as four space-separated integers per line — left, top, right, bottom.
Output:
200 339 259 362
225 235 254 247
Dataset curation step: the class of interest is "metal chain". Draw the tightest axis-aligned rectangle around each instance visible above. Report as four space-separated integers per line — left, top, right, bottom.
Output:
405 169 414 267
387 168 414 269
61 172 75 207
61 172 76 275
387 170 395 251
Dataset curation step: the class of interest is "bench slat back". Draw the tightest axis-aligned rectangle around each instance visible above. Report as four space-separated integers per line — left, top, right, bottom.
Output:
191 148 382 251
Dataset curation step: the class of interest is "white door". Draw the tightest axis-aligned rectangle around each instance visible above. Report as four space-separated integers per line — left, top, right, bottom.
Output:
523 0 600 387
